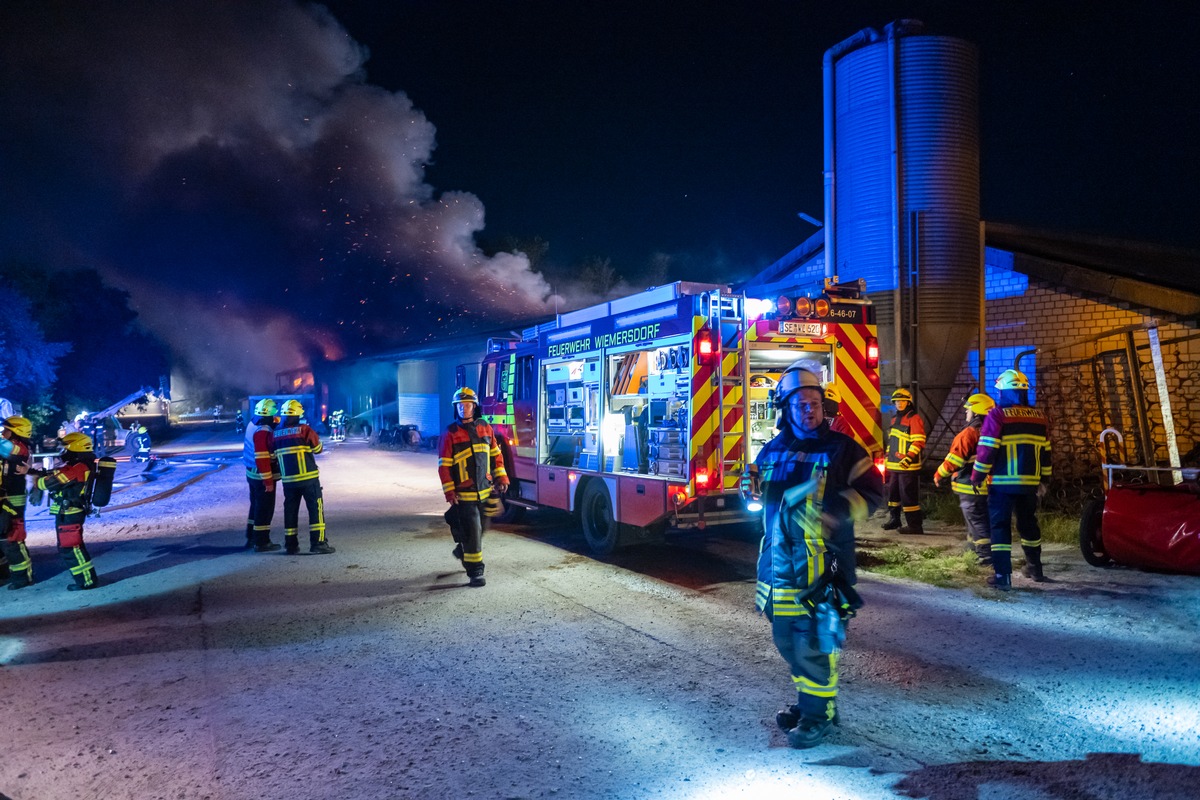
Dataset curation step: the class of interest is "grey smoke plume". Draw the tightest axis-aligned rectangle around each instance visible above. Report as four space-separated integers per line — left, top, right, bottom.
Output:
0 0 560 390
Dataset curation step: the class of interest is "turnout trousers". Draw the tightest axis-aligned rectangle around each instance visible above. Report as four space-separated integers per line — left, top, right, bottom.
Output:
771 614 838 722
444 501 485 579
282 479 326 550
56 508 97 589
957 493 992 565
885 471 922 527
246 477 278 547
1 496 32 587
987 491 1042 576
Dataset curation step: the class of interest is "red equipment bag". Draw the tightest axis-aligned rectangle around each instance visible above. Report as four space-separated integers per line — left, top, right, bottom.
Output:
1102 483 1200 575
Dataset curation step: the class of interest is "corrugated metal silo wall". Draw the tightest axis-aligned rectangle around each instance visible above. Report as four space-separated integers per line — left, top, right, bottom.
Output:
831 33 979 416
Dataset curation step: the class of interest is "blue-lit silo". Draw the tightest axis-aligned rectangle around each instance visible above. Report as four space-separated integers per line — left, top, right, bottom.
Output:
824 20 980 409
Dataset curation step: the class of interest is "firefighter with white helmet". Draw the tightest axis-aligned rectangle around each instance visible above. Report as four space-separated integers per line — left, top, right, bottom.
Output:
934 393 996 566
30 432 100 590
971 368 1052 590
275 399 333 555
243 398 282 551
882 387 927 534
750 359 883 749
0 416 34 588
438 386 508 587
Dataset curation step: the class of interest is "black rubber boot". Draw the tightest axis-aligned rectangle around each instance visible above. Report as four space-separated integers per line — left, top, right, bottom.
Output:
467 564 486 587
285 534 300 555
898 510 925 535
881 509 902 530
1021 562 1046 582
987 573 1011 591
309 535 335 555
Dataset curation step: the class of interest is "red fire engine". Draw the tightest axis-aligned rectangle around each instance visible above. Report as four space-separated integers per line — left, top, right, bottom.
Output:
475 279 881 553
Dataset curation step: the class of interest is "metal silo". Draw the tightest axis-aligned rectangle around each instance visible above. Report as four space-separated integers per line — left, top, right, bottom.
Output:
824 20 980 413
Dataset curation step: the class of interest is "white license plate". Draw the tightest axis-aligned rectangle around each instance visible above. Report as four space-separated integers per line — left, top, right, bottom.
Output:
779 320 823 336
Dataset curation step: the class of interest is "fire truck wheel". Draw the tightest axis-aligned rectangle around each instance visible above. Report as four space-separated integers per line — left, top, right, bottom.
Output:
1079 497 1112 568
580 480 623 555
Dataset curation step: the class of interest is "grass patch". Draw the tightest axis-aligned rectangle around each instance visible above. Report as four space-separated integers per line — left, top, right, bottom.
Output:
859 543 984 588
1038 510 1079 545
921 489 1080 545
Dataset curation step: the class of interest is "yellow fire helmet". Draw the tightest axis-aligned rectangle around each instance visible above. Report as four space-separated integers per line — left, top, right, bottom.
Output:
61 432 94 453
3 416 32 439
963 393 996 415
823 383 843 404
279 399 305 418
995 369 1030 391
453 387 478 405
253 398 279 417
891 388 913 403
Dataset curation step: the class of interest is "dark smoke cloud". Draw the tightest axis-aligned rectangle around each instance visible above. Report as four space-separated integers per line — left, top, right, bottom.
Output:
0 0 561 391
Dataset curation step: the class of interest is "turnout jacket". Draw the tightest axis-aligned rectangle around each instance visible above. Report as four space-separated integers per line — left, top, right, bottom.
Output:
971 395 1051 494
934 418 987 495
0 436 30 500
438 418 508 503
243 422 277 484
273 424 323 485
754 421 883 619
37 459 93 516
885 407 926 471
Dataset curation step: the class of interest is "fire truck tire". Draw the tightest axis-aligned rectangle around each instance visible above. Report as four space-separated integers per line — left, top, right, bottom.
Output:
1079 497 1112 568
580 480 623 554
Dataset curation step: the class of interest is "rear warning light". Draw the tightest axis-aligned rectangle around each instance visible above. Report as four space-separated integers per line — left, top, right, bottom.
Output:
874 453 886 476
694 467 711 490
866 336 880 369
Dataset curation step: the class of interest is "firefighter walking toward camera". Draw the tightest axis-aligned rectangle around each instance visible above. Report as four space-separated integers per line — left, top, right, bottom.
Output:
32 432 100 590
934 393 995 567
750 360 883 749
244 398 282 551
882 388 927 534
275 399 334 555
438 387 508 587
971 369 1052 590
0 416 34 588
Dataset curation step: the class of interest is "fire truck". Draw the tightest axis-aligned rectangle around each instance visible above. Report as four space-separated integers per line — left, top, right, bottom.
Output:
475 278 882 553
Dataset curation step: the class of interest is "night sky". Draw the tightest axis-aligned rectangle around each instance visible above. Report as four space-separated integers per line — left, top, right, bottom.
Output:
2 1 1197 389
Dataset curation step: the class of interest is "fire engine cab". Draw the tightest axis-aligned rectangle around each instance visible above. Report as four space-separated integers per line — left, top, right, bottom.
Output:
475 278 881 553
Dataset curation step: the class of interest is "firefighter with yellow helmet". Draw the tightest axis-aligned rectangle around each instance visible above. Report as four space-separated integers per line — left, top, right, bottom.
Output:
1 416 34 588
30 432 100 590
243 398 282 551
971 369 1052 590
750 360 883 749
934 393 995 566
882 388 927 534
275 399 334 555
438 386 508 587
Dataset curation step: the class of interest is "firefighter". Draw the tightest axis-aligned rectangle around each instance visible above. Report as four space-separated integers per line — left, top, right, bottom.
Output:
750 360 883 749
244 398 282 552
0 416 34 588
971 369 1052 590
822 383 854 438
934 393 995 566
128 424 153 471
275 399 334 555
32 432 99 590
882 388 927 534
438 387 508 587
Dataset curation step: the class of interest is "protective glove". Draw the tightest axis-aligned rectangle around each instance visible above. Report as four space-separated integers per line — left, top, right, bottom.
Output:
495 480 509 495
933 474 945 488
445 491 458 505
970 470 986 487
897 457 912 469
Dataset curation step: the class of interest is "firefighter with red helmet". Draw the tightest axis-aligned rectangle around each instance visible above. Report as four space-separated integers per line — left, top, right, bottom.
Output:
882 388 927 534
750 360 883 749
0 416 34 588
971 369 1052 590
32 432 100 590
934 393 995 566
275 399 334 555
243 398 282 552
438 387 508 587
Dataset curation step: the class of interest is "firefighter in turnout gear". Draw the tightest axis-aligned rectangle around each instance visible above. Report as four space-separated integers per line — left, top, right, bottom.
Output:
882 388 926 534
438 387 508 587
33 432 100 590
1 416 34 588
971 369 1052 590
244 398 282 551
750 360 883 749
934 393 995 566
822 383 854 438
275 400 333 555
